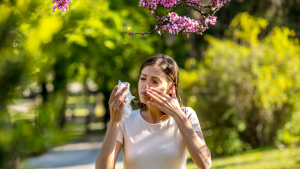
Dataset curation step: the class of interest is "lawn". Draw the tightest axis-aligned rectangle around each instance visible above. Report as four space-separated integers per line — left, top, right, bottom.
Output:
187 147 300 169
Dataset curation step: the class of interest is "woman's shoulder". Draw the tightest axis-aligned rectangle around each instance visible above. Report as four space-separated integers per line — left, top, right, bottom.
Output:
180 106 195 113
180 107 197 117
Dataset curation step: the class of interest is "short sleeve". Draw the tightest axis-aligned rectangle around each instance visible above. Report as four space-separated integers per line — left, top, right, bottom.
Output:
182 107 202 133
116 121 124 145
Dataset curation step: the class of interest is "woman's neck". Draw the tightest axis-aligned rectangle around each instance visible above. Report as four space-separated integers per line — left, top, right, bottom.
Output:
141 104 169 124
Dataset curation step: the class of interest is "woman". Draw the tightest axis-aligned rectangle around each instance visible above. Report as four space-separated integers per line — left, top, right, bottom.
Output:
96 54 212 169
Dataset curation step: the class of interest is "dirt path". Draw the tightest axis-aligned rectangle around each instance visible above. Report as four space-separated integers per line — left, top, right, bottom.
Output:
23 134 123 169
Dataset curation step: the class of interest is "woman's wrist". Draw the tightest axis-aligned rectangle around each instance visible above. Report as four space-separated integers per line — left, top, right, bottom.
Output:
173 109 187 122
108 120 120 129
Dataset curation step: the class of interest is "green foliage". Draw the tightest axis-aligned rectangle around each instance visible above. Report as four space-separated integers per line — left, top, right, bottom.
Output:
277 106 300 146
0 0 160 168
181 12 300 156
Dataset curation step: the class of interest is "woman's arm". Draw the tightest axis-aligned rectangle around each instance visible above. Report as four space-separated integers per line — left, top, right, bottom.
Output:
174 113 212 169
95 122 122 169
95 85 127 169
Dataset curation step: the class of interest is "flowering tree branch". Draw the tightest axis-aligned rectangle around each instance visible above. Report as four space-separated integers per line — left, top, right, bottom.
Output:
128 0 230 37
52 0 72 12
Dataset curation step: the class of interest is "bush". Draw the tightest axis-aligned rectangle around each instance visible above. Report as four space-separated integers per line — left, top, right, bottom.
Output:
180 12 300 156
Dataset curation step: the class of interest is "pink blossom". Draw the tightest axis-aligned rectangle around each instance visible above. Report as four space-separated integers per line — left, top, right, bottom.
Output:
210 0 229 9
155 12 212 35
53 0 72 12
205 16 217 26
139 0 230 36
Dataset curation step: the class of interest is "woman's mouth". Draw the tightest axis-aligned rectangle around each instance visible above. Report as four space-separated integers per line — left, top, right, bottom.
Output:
141 92 148 96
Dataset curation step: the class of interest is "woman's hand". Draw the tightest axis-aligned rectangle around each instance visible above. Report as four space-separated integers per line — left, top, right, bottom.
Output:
108 85 127 124
145 86 183 118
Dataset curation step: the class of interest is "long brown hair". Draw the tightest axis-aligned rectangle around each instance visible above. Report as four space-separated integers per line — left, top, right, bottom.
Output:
135 54 183 111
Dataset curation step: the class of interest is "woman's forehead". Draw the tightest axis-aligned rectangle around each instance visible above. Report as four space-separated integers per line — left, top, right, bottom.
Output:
141 65 167 79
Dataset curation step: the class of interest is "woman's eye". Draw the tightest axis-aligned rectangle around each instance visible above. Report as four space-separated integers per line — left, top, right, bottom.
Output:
140 78 158 84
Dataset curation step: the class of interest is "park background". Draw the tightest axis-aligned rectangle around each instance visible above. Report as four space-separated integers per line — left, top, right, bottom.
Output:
0 0 300 168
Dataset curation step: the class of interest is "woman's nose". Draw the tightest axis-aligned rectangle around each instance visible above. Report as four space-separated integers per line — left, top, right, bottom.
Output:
144 80 150 88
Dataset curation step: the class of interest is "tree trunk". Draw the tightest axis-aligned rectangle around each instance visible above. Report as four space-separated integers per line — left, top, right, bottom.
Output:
52 60 68 129
103 90 111 129
36 82 51 129
3 157 21 169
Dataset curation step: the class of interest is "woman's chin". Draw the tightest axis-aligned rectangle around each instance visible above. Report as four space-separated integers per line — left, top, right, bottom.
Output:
140 97 149 104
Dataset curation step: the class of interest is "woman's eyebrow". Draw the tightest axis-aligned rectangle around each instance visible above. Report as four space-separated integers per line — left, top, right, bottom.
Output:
141 74 161 79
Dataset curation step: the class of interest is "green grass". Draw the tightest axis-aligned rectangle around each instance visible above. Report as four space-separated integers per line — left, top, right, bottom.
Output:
187 147 300 169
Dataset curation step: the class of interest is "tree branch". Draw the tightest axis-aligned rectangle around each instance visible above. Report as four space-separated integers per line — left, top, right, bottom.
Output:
128 30 156 37
129 0 226 36
129 1 184 36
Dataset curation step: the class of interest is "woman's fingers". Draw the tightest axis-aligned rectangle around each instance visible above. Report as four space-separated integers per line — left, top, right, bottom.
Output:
172 86 176 98
115 95 126 109
146 89 165 104
149 87 169 98
109 95 126 123
146 88 168 101
115 86 128 99
119 100 126 110
110 86 127 106
109 85 119 104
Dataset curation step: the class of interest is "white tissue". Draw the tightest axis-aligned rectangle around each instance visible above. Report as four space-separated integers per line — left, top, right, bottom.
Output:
115 80 135 119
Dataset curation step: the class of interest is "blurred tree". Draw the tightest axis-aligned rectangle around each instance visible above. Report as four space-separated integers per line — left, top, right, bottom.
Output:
0 0 44 168
181 12 300 156
16 0 160 129
212 0 300 38
0 0 160 168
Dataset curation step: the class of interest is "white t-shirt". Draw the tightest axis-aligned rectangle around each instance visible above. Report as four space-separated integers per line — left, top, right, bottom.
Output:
117 107 202 169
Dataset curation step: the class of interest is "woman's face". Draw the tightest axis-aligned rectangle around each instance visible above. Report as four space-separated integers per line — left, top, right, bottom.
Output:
138 65 172 104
